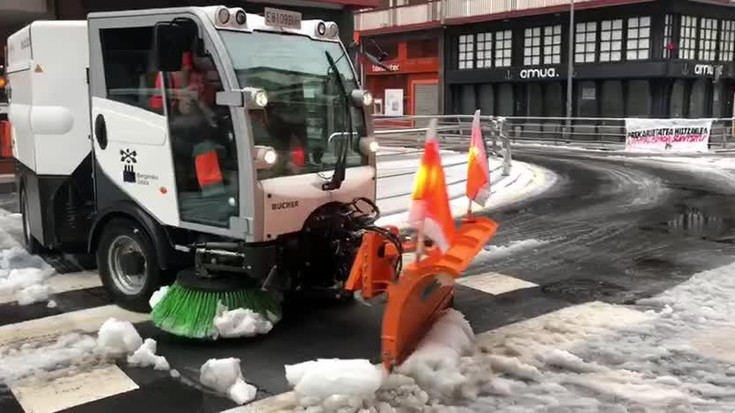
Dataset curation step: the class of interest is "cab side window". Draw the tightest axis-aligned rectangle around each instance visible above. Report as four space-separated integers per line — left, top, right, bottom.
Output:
99 27 162 114
162 46 238 228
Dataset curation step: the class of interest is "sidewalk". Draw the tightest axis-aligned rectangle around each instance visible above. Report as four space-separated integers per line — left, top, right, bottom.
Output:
374 147 557 228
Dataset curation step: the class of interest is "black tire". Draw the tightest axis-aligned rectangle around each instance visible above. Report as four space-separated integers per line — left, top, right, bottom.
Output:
19 187 41 254
97 218 161 312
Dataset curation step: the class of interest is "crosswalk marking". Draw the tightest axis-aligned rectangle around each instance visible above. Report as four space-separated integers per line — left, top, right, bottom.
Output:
689 325 735 364
457 272 538 295
474 301 652 353
221 391 297 413
0 305 149 347
46 271 102 295
0 271 102 305
10 365 138 413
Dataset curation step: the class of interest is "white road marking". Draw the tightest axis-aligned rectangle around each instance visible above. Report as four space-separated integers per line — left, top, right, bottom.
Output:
221 391 297 413
0 305 149 347
689 325 735 364
0 271 102 305
475 300 653 355
10 365 138 413
457 272 538 295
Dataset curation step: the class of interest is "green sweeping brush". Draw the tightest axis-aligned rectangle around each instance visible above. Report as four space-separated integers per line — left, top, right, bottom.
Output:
151 269 282 339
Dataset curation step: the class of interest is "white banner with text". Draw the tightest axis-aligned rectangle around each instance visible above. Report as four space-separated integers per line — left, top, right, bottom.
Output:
625 118 712 152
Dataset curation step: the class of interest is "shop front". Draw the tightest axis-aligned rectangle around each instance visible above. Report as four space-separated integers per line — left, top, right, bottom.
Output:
362 33 440 119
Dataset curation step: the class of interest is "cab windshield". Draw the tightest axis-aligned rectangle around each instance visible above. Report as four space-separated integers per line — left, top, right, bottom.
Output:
220 30 366 180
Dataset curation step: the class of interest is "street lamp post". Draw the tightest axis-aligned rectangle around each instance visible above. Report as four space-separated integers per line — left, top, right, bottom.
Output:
566 0 574 140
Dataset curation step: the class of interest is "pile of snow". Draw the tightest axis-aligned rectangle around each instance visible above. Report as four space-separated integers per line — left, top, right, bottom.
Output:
392 309 487 402
287 309 490 412
286 359 385 410
0 247 56 306
200 358 257 405
127 338 170 371
148 285 169 309
213 303 277 339
94 318 143 357
16 283 51 305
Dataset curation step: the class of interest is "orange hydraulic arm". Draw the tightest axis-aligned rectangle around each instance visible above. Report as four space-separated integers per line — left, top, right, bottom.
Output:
345 216 498 370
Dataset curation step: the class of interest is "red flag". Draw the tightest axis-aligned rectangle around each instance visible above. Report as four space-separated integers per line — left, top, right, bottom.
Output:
408 119 455 252
466 110 490 206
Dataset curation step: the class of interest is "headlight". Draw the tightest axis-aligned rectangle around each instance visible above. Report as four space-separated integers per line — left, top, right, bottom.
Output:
350 89 373 108
235 10 247 26
254 145 277 169
316 21 327 36
254 90 268 108
243 88 268 109
263 149 277 164
326 22 339 38
358 137 379 156
369 140 379 153
362 92 373 107
217 7 230 25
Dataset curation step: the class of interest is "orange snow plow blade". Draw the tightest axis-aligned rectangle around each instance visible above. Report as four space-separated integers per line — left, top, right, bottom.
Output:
346 216 498 370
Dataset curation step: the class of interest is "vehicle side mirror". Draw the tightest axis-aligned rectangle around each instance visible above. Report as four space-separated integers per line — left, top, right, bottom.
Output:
153 22 195 72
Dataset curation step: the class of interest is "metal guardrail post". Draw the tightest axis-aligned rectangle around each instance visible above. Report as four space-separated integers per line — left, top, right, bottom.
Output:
498 118 512 177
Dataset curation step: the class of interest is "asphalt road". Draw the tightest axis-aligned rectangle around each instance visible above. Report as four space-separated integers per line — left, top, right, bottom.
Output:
3 147 735 412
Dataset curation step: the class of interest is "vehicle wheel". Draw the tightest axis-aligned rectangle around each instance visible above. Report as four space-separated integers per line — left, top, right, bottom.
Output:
97 218 161 312
20 187 41 254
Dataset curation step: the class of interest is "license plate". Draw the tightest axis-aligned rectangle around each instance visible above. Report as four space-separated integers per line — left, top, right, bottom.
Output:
264 8 302 30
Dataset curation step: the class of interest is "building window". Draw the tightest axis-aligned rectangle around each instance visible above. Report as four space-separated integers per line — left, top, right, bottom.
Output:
476 33 493 68
626 16 650 60
543 25 562 64
406 38 438 59
699 18 718 61
680 15 698 60
600 19 623 62
663 14 674 58
575 22 597 63
524 27 542 65
720 20 735 62
458 34 474 69
495 30 512 67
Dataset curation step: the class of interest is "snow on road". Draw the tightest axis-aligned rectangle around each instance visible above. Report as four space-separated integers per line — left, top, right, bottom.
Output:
481 238 553 261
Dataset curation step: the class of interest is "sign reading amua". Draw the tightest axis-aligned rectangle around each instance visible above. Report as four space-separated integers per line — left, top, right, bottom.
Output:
519 67 559 79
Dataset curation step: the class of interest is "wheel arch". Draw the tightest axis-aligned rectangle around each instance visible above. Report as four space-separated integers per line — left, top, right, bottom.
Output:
88 202 176 270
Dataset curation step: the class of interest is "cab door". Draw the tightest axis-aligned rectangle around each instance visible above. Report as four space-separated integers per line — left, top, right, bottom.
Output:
87 13 248 238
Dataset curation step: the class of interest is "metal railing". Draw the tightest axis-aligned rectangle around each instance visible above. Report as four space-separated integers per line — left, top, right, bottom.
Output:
373 115 735 151
373 114 513 175
354 0 597 31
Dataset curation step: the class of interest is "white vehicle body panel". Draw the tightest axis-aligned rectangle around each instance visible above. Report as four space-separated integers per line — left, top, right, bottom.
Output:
91 97 180 227
7 21 90 175
259 166 376 239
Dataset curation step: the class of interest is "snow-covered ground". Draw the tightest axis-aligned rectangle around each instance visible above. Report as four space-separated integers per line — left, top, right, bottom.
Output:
238 259 735 412
0 210 56 307
375 148 557 228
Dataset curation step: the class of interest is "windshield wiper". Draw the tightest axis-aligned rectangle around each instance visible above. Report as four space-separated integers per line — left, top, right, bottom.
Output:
322 50 351 191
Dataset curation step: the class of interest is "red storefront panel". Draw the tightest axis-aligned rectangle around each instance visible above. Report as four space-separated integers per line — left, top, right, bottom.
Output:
363 36 439 121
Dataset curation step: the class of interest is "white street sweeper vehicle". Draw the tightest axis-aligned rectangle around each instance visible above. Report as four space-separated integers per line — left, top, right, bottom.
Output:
7 6 496 369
